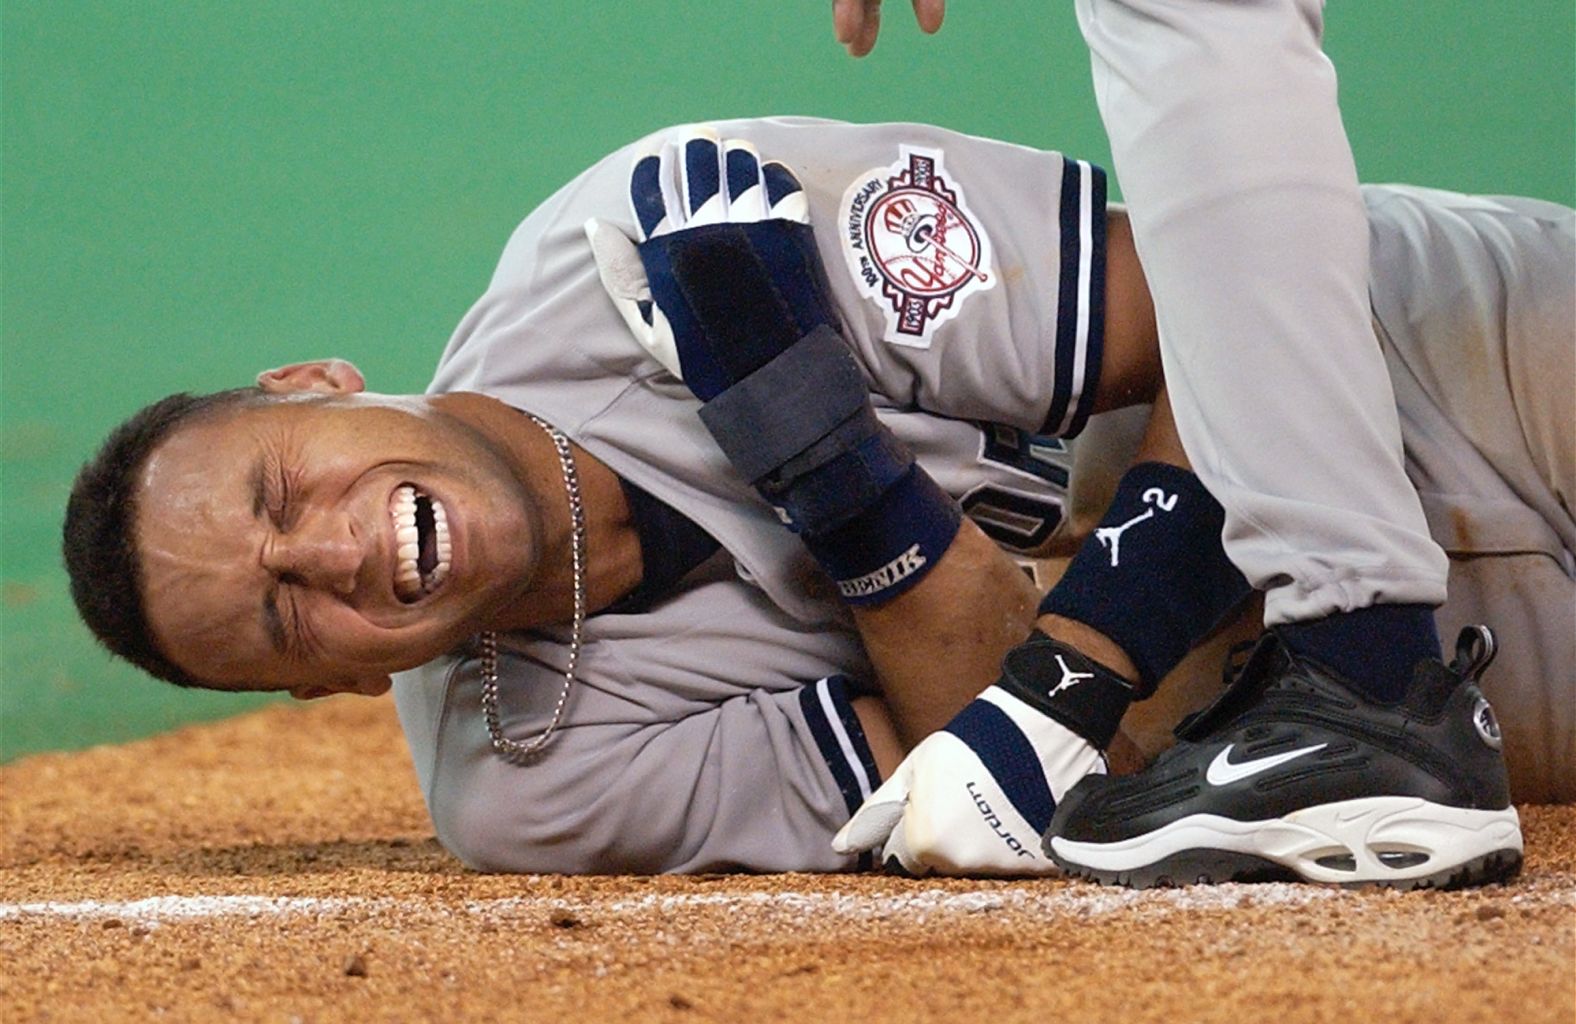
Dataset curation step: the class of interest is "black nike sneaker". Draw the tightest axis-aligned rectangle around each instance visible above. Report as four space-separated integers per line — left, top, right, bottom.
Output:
1044 625 1523 890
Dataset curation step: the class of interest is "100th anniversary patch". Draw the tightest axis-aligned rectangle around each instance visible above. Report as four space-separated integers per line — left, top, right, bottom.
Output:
839 146 995 348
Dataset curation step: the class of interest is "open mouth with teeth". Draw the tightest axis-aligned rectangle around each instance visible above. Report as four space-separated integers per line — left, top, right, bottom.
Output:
391 484 452 602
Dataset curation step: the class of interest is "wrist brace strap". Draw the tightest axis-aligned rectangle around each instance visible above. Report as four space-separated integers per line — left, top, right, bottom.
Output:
697 325 868 485
696 324 964 606
995 631 1135 750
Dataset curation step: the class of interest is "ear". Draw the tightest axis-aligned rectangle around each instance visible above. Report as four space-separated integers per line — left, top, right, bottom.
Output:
256 359 367 396
288 675 392 701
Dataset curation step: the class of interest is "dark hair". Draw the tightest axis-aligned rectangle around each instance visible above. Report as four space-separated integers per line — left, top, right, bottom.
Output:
63 388 259 689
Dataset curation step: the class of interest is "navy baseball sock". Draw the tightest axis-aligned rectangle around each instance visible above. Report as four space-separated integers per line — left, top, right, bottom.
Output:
1038 462 1251 697
1278 605 1441 703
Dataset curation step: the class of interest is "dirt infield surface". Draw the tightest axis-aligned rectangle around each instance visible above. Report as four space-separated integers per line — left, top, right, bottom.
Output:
2 697 1571 1023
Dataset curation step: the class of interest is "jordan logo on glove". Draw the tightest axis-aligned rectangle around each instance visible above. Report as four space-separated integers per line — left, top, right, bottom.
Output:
1048 655 1096 698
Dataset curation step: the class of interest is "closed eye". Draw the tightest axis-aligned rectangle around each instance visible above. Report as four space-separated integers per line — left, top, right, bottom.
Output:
272 467 302 532
271 579 314 661
256 451 301 532
263 581 290 656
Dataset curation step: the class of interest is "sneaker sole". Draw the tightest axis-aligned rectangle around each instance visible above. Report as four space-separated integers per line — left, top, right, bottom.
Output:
1047 796 1523 890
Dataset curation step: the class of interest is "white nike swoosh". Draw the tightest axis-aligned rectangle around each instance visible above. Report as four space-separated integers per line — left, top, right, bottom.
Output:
1205 743 1328 786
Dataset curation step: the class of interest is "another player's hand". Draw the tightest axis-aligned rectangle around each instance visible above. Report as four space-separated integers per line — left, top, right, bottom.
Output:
832 684 1106 876
834 0 945 57
585 127 824 401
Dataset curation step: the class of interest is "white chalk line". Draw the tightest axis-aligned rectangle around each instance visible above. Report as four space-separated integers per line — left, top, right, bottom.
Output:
0 887 1319 925
2 880 1570 926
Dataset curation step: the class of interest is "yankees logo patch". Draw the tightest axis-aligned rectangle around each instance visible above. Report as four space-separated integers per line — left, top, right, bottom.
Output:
839 146 995 348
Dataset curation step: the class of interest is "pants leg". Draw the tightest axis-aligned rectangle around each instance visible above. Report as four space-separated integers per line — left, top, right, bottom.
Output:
1074 0 1448 626
1102 187 1574 800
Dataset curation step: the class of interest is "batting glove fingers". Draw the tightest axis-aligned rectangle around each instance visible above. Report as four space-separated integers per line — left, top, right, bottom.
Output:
586 126 819 396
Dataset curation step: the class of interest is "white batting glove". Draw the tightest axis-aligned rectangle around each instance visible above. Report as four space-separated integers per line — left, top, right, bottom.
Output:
833 633 1133 876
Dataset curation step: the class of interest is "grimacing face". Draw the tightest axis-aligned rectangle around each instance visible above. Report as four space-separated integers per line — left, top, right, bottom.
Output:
133 390 542 698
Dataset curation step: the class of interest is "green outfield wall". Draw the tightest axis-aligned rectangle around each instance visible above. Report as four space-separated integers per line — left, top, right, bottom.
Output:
3 1 1572 761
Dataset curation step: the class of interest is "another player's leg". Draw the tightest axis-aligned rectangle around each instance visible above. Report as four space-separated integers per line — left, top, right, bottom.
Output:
1046 0 1521 888
1076 0 1449 670
1043 189 1565 889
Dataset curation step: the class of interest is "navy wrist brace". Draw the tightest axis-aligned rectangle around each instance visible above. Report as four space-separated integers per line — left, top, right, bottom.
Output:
698 324 962 606
804 464 963 606
650 216 963 606
1038 462 1250 696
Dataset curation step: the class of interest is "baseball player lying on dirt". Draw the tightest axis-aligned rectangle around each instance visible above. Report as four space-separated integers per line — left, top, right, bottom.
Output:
64 120 1572 885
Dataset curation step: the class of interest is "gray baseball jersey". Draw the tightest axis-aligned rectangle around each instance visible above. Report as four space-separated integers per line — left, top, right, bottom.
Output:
394 118 1102 873
392 119 1574 874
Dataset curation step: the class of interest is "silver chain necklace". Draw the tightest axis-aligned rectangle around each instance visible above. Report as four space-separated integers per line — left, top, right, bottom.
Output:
478 413 585 763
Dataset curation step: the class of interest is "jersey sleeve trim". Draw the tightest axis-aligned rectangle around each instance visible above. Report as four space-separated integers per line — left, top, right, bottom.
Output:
799 674 880 805
799 675 879 872
1040 158 1108 441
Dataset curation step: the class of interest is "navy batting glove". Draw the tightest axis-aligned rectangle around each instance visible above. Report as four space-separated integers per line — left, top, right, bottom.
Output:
587 127 839 401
